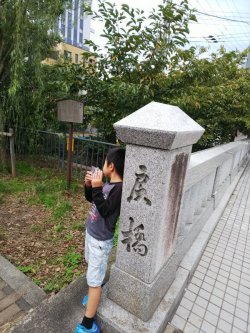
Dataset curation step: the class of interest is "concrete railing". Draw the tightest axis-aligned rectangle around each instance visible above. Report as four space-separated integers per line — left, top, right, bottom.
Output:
177 140 250 249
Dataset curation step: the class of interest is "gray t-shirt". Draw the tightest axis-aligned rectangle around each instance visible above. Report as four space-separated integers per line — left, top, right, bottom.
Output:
85 182 122 241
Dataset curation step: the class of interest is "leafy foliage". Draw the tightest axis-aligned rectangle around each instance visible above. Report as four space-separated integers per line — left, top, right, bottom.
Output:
0 0 249 152
158 47 250 149
0 0 69 142
55 0 249 149
78 0 197 140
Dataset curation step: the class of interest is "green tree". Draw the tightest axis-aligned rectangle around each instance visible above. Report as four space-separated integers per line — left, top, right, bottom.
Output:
10 0 248 152
78 0 197 141
0 0 69 141
80 0 249 147
160 47 250 149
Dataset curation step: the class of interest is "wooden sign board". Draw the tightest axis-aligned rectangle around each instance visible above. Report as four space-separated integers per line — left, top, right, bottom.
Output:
57 99 83 123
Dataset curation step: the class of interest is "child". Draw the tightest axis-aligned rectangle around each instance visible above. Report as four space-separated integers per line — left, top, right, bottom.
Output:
74 147 126 333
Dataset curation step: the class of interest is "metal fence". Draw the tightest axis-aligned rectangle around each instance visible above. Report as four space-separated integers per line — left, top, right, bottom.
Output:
13 127 65 170
72 136 117 179
2 128 117 179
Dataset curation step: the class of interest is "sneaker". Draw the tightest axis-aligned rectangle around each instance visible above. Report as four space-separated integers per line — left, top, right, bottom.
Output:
74 322 100 333
82 294 88 306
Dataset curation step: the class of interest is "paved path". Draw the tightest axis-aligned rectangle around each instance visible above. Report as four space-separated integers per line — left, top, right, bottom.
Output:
169 162 250 333
0 277 31 332
0 255 47 333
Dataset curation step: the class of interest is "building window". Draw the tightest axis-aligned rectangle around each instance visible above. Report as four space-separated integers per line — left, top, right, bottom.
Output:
66 37 72 44
49 51 60 60
74 0 79 13
79 32 83 43
68 12 72 39
68 12 72 25
68 29 72 40
64 50 72 61
74 27 78 46
80 19 83 30
61 24 65 37
75 54 79 63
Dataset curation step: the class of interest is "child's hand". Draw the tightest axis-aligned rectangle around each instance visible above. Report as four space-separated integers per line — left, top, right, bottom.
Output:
85 171 92 187
91 169 103 188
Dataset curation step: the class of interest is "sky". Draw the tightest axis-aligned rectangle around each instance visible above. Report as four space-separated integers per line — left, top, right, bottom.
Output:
90 0 250 55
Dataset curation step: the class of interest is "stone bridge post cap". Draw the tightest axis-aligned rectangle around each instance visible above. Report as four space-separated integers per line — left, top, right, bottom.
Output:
114 101 205 150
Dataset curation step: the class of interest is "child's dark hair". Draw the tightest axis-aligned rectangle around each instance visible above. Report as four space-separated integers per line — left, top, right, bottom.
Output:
106 147 126 179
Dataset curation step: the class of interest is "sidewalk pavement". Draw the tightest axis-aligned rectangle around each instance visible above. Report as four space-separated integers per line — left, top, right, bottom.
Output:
169 161 250 333
0 162 249 333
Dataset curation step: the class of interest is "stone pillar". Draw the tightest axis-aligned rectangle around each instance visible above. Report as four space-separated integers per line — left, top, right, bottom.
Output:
97 102 204 332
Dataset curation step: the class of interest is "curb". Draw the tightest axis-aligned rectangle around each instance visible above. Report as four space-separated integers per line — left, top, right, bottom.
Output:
7 276 88 333
5 248 116 332
0 255 47 308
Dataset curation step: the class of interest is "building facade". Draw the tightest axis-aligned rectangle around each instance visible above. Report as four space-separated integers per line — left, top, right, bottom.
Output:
43 0 92 65
55 0 92 50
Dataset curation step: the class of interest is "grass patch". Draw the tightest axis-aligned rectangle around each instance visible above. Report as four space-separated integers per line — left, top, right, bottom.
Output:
53 201 72 219
69 182 79 193
33 278 42 286
44 282 57 292
17 265 33 274
0 163 6 173
54 179 68 191
34 182 47 193
24 168 77 225
65 234 74 241
38 193 58 208
0 179 26 194
72 222 85 231
0 160 87 294
27 196 41 205
30 174 74 219
0 180 9 193
54 222 65 233
44 250 82 292
16 161 35 176
63 250 81 268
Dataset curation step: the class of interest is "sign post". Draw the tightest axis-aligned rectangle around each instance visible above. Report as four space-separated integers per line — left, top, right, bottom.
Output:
0 128 16 177
67 122 74 188
57 99 83 188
